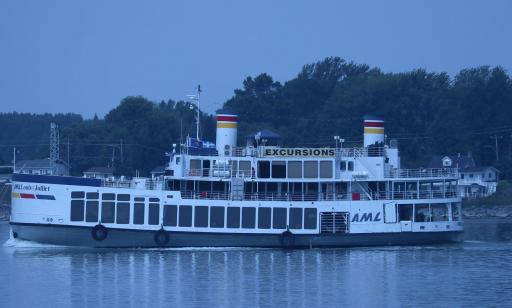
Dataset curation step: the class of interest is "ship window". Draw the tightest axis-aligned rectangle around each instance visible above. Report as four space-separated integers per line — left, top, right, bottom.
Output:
304 208 317 229
86 192 99 200
399 204 413 221
242 207 256 228
452 202 461 221
231 160 238 174
210 206 225 228
85 201 99 222
102 193 115 200
258 207 271 229
287 161 302 178
163 205 177 226
289 208 303 229
340 161 346 171
431 203 449 221
101 202 115 223
117 194 130 201
271 161 286 179
71 191 85 199
239 161 251 177
148 203 160 225
304 161 318 178
116 202 130 224
258 161 270 178
70 200 84 221
414 204 430 222
149 197 160 202
190 159 201 172
227 207 240 228
179 205 192 227
348 161 354 171
194 206 208 227
133 203 145 224
320 161 333 178
134 197 145 202
272 207 287 229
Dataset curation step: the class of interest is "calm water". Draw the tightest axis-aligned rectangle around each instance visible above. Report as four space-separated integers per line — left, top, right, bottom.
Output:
1 221 512 307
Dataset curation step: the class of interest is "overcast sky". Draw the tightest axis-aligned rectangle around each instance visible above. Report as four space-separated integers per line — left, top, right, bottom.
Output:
1 0 511 118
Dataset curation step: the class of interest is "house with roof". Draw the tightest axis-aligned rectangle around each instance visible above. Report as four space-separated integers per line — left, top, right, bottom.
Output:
428 154 500 199
15 158 69 176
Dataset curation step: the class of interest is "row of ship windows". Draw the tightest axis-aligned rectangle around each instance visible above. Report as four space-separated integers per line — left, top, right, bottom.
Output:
69 200 317 230
70 191 159 203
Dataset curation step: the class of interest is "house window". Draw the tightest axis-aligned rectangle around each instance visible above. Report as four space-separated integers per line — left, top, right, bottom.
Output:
469 174 473 178
461 174 465 179
488 173 492 179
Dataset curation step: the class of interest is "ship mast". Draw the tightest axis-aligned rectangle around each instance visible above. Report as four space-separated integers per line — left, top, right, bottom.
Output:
187 84 202 140
196 85 201 140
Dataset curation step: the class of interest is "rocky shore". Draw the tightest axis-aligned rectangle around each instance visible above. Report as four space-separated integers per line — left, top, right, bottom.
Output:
462 204 512 218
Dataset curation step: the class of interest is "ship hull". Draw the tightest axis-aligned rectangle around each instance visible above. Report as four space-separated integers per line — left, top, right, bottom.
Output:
10 222 463 248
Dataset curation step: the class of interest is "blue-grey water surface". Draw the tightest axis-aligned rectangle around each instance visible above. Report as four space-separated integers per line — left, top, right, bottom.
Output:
1 220 512 307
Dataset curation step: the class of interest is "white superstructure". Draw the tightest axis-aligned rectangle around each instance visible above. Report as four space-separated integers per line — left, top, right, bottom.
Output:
9 111 463 248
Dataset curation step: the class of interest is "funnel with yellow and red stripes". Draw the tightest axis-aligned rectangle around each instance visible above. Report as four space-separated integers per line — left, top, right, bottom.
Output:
363 116 384 147
216 108 238 156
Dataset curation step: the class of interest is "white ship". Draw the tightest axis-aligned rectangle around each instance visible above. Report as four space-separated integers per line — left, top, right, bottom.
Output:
9 105 463 247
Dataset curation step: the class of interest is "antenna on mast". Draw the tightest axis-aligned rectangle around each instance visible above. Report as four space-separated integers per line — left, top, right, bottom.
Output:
186 84 202 140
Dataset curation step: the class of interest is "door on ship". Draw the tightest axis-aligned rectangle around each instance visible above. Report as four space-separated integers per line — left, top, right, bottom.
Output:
398 204 413 232
202 160 210 177
384 202 397 223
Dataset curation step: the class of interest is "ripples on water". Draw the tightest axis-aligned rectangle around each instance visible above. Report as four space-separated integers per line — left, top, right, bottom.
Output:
1 221 512 307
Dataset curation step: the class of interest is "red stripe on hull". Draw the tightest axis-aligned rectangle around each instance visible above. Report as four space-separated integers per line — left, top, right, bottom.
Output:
20 193 35 199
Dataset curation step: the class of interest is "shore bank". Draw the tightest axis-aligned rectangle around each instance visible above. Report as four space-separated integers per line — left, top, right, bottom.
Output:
462 203 512 218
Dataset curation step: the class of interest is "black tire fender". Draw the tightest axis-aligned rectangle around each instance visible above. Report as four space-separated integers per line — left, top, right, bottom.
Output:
154 229 170 247
280 230 295 249
91 224 108 242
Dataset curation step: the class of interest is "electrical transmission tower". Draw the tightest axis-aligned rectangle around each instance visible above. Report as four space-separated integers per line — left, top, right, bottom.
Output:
50 123 60 162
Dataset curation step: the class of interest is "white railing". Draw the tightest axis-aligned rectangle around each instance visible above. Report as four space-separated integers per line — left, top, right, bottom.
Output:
336 147 384 158
179 189 459 201
185 168 253 179
101 178 164 190
385 168 458 179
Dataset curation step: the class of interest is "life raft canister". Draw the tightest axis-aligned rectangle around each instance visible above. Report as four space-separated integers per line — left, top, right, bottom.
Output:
91 224 108 241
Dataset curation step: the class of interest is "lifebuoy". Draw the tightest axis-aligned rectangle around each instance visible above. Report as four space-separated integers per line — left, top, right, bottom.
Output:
91 224 108 241
280 230 295 249
154 229 170 247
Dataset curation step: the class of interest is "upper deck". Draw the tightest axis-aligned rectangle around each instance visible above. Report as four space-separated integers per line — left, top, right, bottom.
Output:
169 145 458 182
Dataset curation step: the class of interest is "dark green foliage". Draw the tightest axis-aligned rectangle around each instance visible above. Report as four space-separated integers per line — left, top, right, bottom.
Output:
0 97 214 176
0 57 511 178
225 57 512 178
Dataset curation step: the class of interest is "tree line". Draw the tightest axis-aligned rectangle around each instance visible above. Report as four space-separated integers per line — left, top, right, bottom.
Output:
0 57 511 178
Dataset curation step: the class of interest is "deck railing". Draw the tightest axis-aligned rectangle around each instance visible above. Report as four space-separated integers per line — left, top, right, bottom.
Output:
179 189 458 202
385 168 458 179
101 178 164 190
